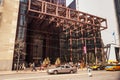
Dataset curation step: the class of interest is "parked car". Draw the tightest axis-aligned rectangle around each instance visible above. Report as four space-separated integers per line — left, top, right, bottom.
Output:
47 65 77 74
105 64 120 71
90 65 105 70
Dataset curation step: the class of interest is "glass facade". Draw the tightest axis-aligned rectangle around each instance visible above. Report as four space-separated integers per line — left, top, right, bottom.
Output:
59 24 102 63
13 0 105 68
17 0 27 40
13 0 27 67
114 0 120 62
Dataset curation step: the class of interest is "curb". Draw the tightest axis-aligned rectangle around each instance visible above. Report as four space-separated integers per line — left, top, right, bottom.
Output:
0 70 47 75
0 68 87 75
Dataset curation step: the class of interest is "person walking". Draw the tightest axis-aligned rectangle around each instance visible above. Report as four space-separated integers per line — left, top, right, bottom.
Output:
31 62 37 71
87 65 92 77
22 63 26 70
14 63 17 70
80 60 84 70
78 62 80 69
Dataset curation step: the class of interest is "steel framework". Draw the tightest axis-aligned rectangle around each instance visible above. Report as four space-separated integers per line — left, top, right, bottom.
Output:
27 0 108 64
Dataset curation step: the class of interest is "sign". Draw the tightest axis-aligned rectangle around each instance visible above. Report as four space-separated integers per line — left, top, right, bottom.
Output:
83 46 87 54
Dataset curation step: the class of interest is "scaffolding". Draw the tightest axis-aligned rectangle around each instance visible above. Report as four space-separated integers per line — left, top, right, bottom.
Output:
25 0 108 64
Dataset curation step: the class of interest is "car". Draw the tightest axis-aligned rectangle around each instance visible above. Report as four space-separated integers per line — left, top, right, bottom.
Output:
90 65 105 70
47 65 77 74
105 64 120 71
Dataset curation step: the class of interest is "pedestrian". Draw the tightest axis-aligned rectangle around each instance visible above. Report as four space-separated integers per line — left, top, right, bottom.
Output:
39 59 42 67
29 62 32 68
87 65 92 77
80 61 84 70
19 63 22 70
14 63 17 70
31 62 37 71
78 62 80 69
22 63 26 70
40 64 44 71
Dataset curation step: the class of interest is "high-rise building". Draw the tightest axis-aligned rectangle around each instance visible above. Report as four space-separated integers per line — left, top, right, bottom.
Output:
0 0 107 70
114 0 120 39
114 0 120 62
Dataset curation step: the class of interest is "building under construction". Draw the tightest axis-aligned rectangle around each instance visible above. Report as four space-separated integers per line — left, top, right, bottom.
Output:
13 0 108 67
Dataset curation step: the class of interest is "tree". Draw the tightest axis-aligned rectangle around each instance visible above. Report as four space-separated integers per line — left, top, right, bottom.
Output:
14 39 25 72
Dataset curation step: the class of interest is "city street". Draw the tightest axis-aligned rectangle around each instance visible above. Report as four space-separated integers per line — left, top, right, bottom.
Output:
0 70 120 80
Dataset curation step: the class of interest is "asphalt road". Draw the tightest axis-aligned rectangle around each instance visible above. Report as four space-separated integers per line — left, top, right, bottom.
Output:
0 70 120 80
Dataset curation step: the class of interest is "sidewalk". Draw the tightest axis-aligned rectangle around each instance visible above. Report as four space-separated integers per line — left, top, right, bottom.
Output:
0 65 56 75
0 68 87 75
0 69 47 75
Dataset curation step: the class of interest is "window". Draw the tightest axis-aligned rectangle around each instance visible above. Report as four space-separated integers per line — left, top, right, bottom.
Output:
17 26 25 40
20 4 27 14
20 0 27 3
19 15 26 26
58 0 66 6
66 66 70 68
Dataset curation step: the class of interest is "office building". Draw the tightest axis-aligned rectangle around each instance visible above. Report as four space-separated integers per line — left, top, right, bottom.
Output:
0 0 107 70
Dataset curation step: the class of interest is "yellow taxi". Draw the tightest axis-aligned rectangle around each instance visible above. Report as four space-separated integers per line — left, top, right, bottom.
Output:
90 65 105 70
105 64 120 71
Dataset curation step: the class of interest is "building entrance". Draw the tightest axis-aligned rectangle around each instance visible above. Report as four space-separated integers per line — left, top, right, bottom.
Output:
25 20 60 66
13 0 108 70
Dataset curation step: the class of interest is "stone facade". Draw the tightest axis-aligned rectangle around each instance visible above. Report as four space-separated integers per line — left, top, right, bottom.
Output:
0 0 19 70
